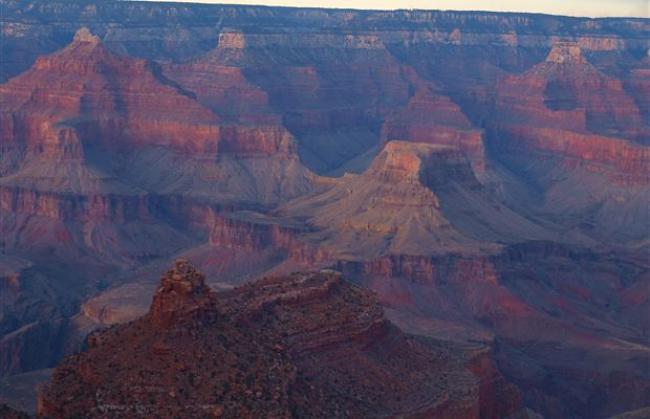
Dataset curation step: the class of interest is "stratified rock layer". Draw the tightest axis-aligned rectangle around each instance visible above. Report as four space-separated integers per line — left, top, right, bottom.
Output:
0 28 220 165
39 261 524 418
493 42 649 171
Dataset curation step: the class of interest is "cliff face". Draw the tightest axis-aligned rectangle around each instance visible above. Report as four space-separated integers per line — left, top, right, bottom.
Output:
280 140 559 259
379 67 487 173
0 27 317 205
486 41 649 243
334 243 650 419
38 261 524 418
3 1 647 173
492 42 649 165
0 28 220 164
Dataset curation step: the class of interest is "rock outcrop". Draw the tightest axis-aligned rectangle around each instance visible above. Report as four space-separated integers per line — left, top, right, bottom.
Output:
488 41 649 244
0 27 318 205
281 140 553 259
336 242 650 419
148 259 216 328
38 262 525 418
281 141 489 257
545 42 588 65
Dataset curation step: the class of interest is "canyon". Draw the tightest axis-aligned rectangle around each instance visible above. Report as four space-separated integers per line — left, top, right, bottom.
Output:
0 1 648 418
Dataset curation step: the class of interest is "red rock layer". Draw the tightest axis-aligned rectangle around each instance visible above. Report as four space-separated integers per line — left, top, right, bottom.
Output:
231 32 415 171
467 348 524 419
337 241 650 418
492 41 649 183
163 61 278 125
494 125 650 184
280 140 518 258
625 65 650 130
0 10 646 419
0 28 220 163
0 186 150 224
209 215 306 251
39 261 524 418
380 68 486 171
496 42 645 139
209 214 334 266
216 125 297 155
162 49 301 157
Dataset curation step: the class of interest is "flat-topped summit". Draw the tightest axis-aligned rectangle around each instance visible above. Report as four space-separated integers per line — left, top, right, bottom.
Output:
217 29 246 49
369 141 462 183
72 27 101 44
281 140 506 257
546 41 587 65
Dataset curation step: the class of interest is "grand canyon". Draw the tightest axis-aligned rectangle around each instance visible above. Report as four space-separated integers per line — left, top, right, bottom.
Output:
0 0 648 418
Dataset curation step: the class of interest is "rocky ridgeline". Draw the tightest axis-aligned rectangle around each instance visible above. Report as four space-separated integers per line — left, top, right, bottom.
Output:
38 261 524 418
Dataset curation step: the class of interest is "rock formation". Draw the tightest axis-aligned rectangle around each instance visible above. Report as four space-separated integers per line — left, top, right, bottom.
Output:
379 68 487 173
494 41 647 144
280 140 556 259
0 27 318 205
488 41 649 244
38 261 526 418
0 27 221 168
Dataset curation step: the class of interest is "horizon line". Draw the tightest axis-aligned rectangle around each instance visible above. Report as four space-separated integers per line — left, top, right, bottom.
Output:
127 0 650 19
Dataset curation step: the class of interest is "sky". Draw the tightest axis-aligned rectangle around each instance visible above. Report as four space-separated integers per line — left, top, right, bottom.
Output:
140 0 648 18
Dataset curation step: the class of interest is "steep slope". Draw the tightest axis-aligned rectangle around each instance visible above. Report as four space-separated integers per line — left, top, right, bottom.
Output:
161 31 282 127
39 260 525 419
336 242 650 419
379 68 487 173
0 27 220 180
0 27 319 207
494 42 648 143
202 28 415 173
0 27 208 263
281 140 557 259
624 52 650 125
490 41 650 243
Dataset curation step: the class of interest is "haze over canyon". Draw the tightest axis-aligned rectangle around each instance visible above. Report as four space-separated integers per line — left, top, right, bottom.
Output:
0 0 648 418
